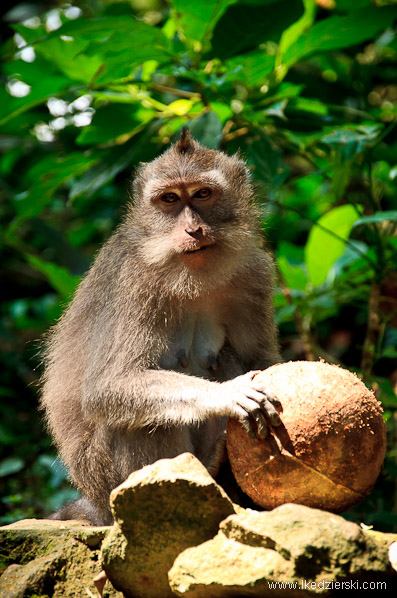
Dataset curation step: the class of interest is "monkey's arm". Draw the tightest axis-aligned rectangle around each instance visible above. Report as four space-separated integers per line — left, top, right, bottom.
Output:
82 369 280 437
227 253 282 372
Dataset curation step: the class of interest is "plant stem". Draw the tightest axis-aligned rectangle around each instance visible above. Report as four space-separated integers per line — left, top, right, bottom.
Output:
360 283 382 381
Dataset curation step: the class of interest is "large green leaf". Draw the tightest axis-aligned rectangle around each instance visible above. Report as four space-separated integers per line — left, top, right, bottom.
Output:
21 16 169 86
34 36 103 84
82 21 169 84
76 104 154 145
0 58 70 125
305 204 360 287
211 0 302 59
171 0 237 46
284 6 397 66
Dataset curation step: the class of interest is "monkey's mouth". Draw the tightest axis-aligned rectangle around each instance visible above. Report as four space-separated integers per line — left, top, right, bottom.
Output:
184 245 210 254
183 242 215 254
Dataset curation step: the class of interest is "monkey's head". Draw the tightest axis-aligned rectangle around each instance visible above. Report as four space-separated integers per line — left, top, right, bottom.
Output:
128 128 259 297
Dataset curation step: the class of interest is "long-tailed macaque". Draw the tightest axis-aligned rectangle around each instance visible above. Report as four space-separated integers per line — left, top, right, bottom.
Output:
41 128 282 525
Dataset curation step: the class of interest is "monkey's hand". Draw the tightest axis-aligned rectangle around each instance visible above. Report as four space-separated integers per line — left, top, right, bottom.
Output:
219 371 282 439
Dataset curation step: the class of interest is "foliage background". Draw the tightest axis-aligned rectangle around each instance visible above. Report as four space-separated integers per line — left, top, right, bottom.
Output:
0 0 396 529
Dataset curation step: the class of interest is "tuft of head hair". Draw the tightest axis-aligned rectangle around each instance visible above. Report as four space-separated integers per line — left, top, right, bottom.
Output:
174 127 196 154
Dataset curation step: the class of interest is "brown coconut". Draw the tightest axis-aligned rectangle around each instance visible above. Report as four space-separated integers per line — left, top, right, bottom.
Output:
226 361 386 513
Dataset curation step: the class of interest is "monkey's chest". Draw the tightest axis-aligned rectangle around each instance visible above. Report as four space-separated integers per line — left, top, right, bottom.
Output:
159 311 225 378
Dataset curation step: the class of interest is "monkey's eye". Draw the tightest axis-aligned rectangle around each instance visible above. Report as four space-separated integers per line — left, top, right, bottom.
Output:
161 192 179 204
194 188 212 199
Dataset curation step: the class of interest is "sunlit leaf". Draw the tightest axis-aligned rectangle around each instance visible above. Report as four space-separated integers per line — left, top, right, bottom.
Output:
305 204 360 287
167 99 194 116
279 0 316 56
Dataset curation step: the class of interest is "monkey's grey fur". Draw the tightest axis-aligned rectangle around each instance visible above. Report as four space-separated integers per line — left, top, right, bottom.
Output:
41 129 281 525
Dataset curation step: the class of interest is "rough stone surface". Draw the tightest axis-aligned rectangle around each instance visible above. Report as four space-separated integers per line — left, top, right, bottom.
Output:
0 518 121 598
1 459 395 598
227 361 386 512
101 452 235 598
169 504 396 597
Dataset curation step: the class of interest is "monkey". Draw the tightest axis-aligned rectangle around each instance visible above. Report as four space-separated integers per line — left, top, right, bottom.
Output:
40 128 282 525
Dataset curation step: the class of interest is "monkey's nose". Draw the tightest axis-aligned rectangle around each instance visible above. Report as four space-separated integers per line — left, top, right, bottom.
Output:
185 227 203 239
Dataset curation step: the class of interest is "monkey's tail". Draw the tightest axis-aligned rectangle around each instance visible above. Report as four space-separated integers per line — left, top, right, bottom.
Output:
48 496 110 526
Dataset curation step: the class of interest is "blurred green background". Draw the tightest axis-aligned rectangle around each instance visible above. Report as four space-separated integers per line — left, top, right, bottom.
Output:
0 0 396 530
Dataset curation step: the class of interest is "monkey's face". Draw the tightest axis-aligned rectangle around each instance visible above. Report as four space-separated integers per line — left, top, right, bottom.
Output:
154 183 217 271
130 130 259 294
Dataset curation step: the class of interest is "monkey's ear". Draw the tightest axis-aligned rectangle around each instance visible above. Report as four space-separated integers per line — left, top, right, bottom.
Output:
175 126 195 154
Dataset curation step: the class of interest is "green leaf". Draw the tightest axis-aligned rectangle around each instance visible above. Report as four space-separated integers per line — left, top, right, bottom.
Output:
35 35 102 84
26 255 80 299
0 458 24 477
305 204 360 287
186 112 223 148
284 6 397 67
353 211 397 227
82 21 169 85
320 125 382 162
171 0 238 46
76 104 154 145
211 0 302 59
225 50 275 87
70 127 160 200
277 255 308 291
245 131 289 191
29 17 169 85
210 101 233 123
279 0 316 56
0 58 70 125
9 154 98 227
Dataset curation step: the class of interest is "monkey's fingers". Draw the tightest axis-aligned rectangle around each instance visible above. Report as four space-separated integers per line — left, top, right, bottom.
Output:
251 408 268 438
266 391 282 410
232 399 261 439
260 398 282 427
237 415 257 439
251 383 282 409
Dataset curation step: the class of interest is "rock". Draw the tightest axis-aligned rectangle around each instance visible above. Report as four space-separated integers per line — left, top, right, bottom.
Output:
169 504 396 597
227 361 386 512
0 518 121 597
101 452 235 598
